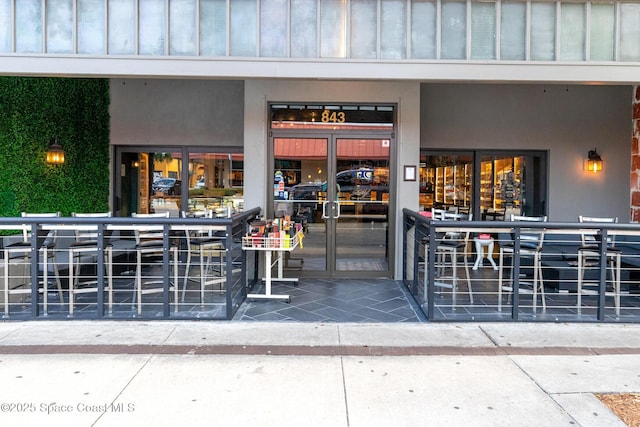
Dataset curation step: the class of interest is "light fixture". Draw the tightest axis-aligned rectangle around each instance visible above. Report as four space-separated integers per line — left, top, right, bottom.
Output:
132 160 140 168
585 148 603 173
46 138 65 164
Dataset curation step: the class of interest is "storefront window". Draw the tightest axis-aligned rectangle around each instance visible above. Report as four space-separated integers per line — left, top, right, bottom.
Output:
419 153 472 213
185 151 244 217
117 148 243 218
420 150 547 220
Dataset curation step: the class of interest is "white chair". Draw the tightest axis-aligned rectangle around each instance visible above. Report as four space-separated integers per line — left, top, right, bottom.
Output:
68 212 113 316
3 212 63 316
576 216 621 316
131 212 179 315
498 214 547 313
180 211 226 304
425 212 473 307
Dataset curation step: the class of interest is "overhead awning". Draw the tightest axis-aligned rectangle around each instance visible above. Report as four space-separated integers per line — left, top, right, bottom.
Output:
274 138 390 160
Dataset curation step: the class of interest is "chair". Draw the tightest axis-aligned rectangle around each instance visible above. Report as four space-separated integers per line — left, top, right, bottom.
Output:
180 211 226 303
68 212 113 316
428 212 473 307
498 214 547 313
131 212 179 315
3 212 63 316
576 216 621 316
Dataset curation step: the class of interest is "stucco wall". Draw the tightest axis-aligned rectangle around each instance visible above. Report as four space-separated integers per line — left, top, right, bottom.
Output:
421 83 633 222
110 79 244 147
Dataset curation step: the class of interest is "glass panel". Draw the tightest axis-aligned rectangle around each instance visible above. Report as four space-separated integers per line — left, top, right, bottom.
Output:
500 1 525 60
291 0 317 57
79 0 105 54
590 3 615 61
411 0 436 59
530 2 555 61
620 3 640 61
350 0 377 59
187 152 244 217
46 0 73 53
422 154 472 212
470 1 495 60
320 0 346 58
480 154 545 217
381 0 406 59
441 1 466 59
139 0 165 55
200 0 226 56
149 152 184 217
276 138 328 271
170 0 196 55
335 139 390 272
230 0 257 56
16 0 42 53
260 0 287 57
108 0 136 54
559 3 584 61
0 0 12 52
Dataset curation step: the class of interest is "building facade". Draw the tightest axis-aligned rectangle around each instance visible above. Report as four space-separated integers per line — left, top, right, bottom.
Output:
1 0 639 280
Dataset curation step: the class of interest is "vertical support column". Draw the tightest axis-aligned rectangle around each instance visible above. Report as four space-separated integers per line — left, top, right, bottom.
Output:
631 86 640 223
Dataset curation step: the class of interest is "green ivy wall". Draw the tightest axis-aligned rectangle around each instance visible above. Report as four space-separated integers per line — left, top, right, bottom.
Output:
0 77 110 219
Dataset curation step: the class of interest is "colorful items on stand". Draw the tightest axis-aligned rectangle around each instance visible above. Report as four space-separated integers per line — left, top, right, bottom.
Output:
243 216 304 249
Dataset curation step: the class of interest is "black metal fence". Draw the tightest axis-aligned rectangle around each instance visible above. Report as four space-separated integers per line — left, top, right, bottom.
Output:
0 207 261 320
403 208 640 322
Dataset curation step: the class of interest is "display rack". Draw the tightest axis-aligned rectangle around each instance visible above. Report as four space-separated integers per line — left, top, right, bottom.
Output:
242 228 304 302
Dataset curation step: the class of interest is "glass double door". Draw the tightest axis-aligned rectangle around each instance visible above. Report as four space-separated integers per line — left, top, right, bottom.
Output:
272 134 392 277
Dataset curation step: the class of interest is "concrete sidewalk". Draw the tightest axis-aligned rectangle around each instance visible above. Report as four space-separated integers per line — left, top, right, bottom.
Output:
0 321 639 426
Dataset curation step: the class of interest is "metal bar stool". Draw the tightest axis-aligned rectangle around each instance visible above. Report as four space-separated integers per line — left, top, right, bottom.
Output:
576 216 621 316
498 214 547 313
3 212 63 316
68 212 113 316
131 212 179 315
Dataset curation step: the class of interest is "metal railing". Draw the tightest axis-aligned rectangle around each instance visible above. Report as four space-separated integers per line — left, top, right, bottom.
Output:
403 209 640 322
0 207 261 320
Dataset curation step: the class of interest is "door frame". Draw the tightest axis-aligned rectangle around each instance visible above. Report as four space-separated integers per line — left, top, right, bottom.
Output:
269 129 396 279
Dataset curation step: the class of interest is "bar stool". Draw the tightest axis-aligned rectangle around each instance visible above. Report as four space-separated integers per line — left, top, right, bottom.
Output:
3 212 63 316
131 212 179 315
68 212 113 316
576 216 621 316
429 212 473 306
498 214 547 313
180 211 226 303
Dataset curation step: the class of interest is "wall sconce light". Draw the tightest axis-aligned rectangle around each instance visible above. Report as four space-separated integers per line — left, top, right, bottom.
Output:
46 138 65 164
584 148 603 173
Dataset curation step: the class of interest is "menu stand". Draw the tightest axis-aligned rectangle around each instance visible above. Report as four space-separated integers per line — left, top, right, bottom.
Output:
242 232 303 302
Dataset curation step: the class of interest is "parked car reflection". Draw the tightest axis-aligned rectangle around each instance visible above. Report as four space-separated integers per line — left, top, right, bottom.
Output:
152 178 181 195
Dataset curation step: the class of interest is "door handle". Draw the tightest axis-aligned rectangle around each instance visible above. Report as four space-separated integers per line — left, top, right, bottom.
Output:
322 201 330 219
333 201 341 219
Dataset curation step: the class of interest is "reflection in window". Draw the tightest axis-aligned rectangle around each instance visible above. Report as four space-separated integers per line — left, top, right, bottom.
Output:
186 152 244 217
